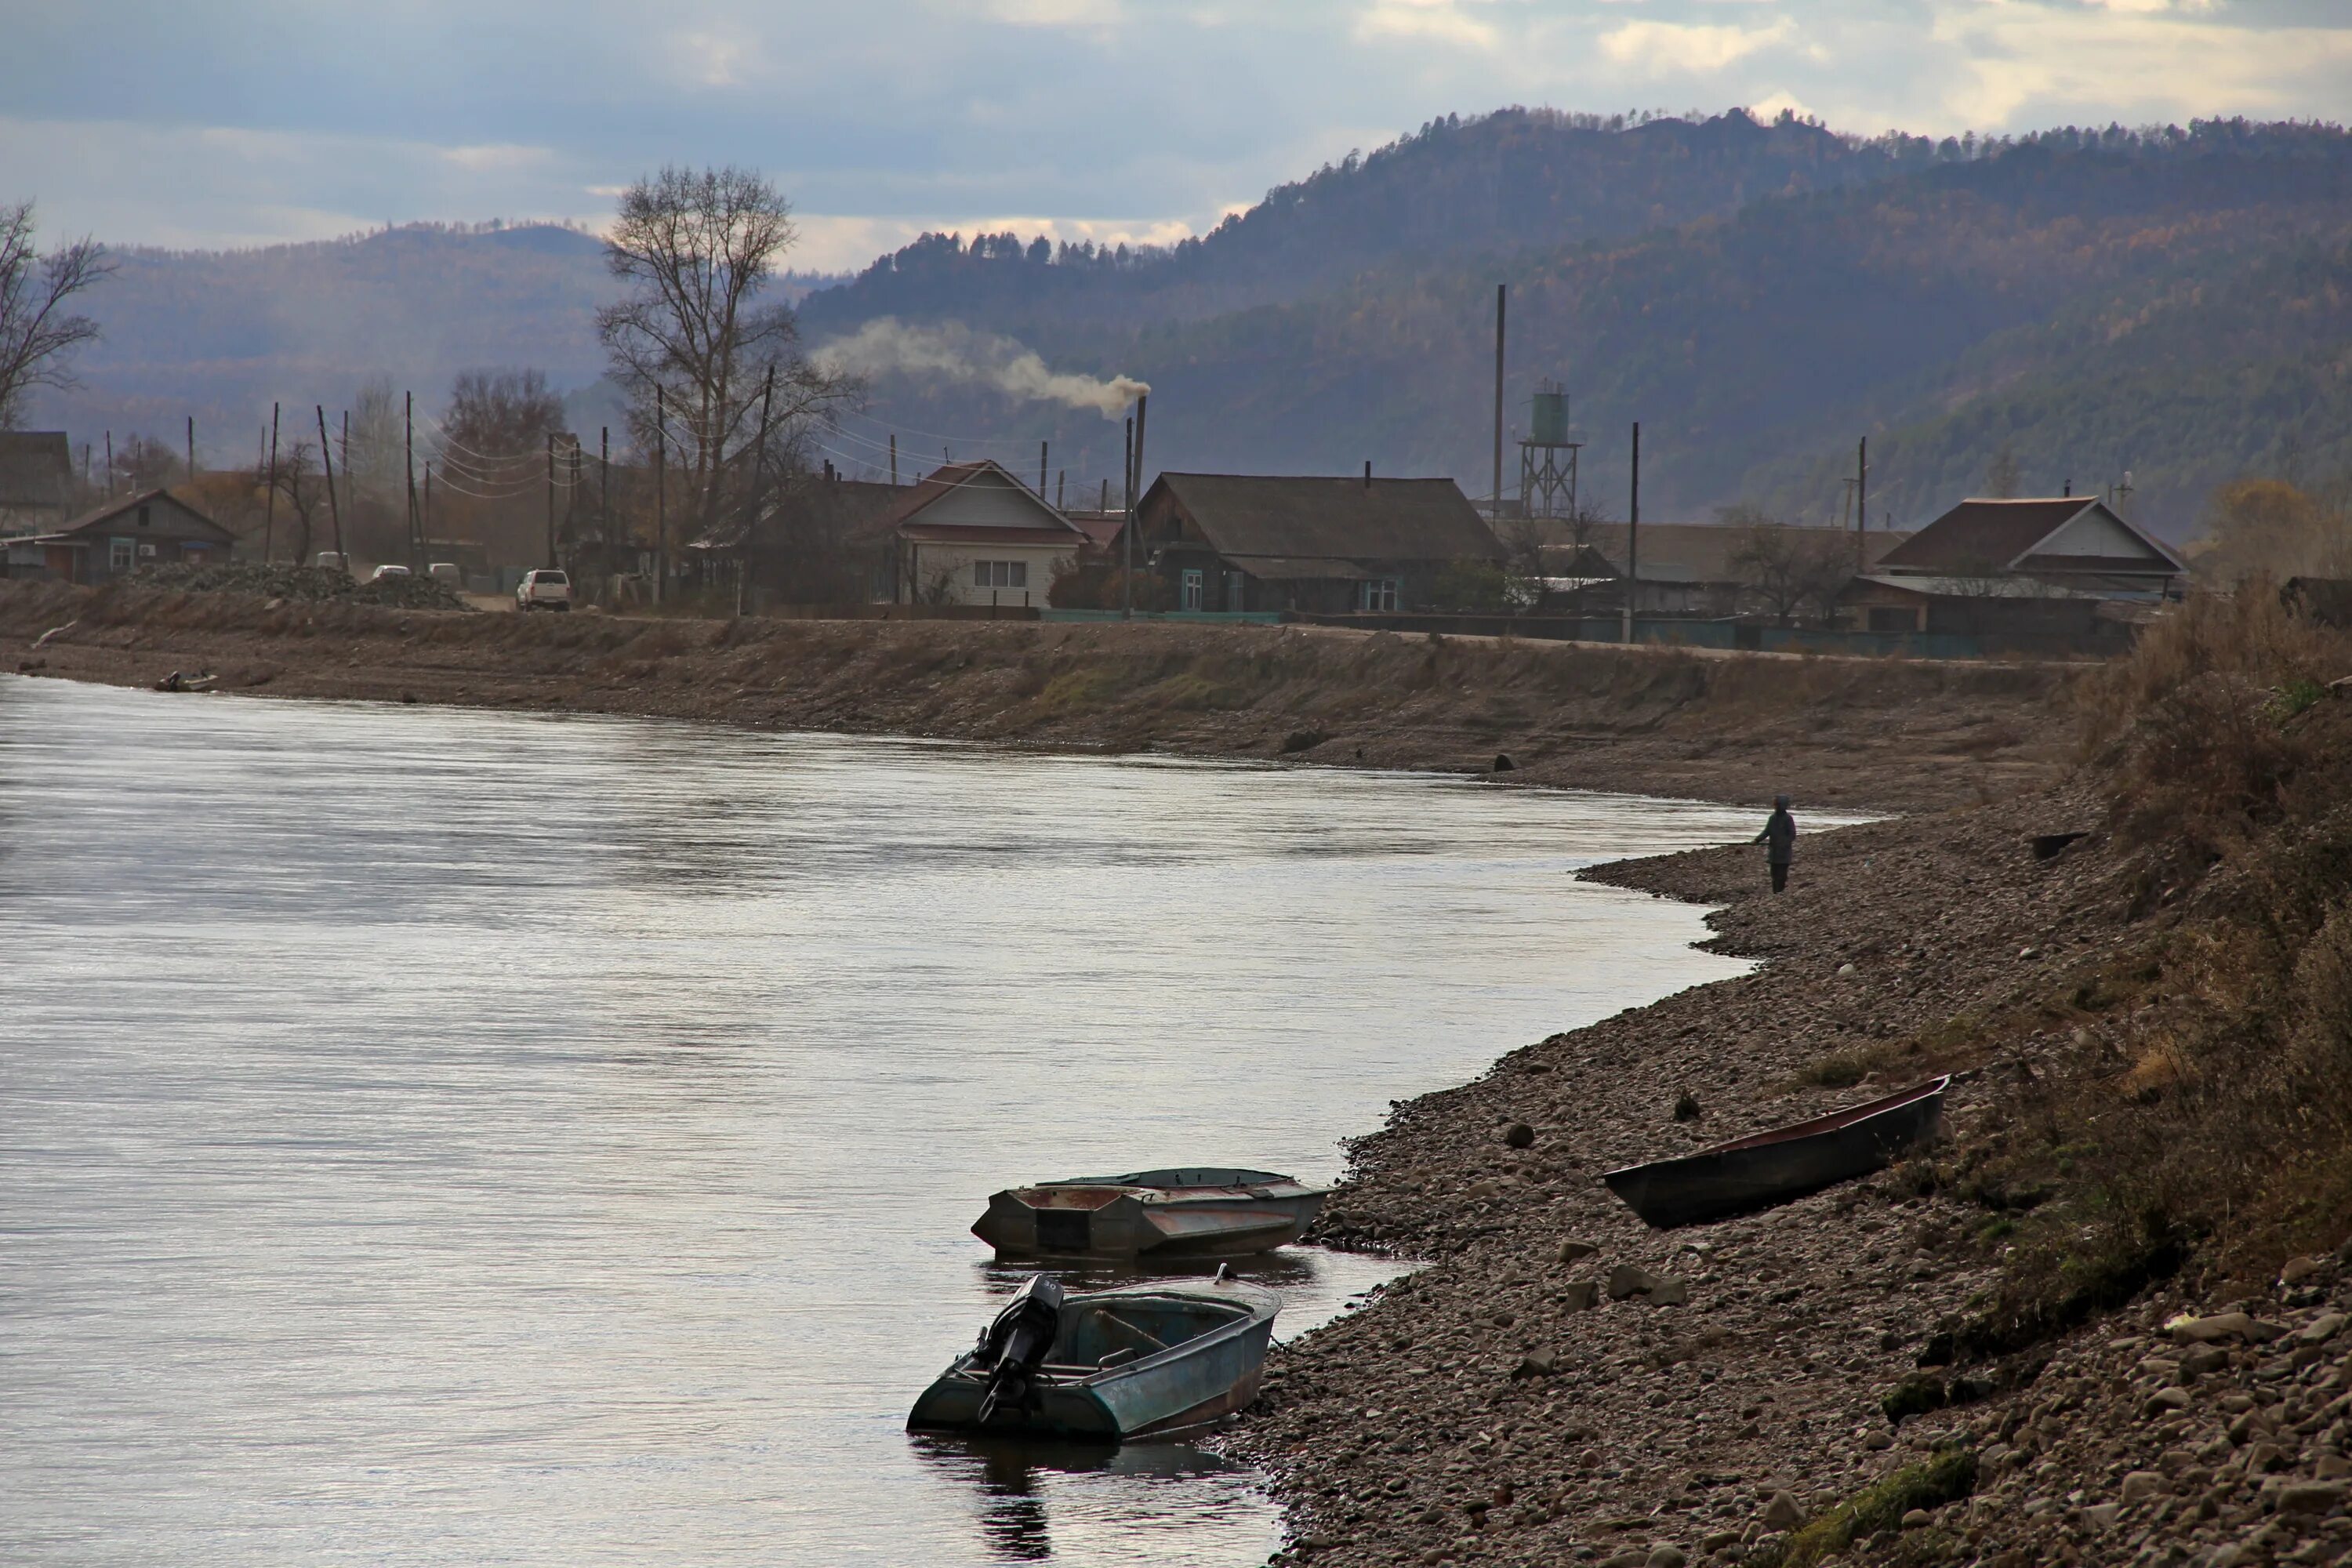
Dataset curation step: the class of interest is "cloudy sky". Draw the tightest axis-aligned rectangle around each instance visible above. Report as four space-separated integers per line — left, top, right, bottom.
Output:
4 0 2347 268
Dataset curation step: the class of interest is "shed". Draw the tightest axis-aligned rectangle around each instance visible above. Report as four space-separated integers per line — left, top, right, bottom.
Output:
1842 496 2185 639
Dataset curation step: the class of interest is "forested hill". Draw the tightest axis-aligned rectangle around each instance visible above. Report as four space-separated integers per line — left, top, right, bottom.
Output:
798 108 1941 334
802 117 2352 540
24 111 2352 541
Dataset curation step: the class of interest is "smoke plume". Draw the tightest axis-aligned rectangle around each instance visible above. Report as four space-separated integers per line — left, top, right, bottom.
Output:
815 318 1148 418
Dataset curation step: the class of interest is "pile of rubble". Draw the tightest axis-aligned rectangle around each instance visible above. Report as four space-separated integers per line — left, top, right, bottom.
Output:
129 561 468 611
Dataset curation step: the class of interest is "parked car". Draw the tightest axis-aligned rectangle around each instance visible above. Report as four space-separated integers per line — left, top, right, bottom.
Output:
367 564 412 584
315 551 350 574
516 568 572 612
427 562 462 586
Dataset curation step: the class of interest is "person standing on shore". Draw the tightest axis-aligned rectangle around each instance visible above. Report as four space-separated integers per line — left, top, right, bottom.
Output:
1756 794 1797 893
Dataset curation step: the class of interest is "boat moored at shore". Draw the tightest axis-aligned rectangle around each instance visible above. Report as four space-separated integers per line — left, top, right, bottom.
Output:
972 1167 1329 1260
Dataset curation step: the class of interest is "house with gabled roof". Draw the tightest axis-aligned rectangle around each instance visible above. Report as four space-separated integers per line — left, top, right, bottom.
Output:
1127 472 1504 613
2 488 237 584
872 459 1087 607
1839 495 2187 641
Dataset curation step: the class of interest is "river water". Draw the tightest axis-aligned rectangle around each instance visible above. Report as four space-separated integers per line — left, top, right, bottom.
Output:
0 675 1760 1567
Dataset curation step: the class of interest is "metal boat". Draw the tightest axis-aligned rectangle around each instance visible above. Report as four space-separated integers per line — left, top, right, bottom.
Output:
1602 1076 1951 1229
906 1272 1280 1439
971 1167 1328 1260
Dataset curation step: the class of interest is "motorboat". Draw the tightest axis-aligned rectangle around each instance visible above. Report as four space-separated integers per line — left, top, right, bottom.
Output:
971 1167 1328 1260
907 1272 1280 1439
1602 1076 1951 1229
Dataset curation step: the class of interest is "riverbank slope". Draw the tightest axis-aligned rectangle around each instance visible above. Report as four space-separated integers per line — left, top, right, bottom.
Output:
0 580 2077 811
1240 593 2352 1566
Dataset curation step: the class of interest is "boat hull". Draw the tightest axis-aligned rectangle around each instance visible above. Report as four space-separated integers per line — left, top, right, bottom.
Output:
971 1173 1327 1260
1603 1077 1950 1229
907 1281 1279 1440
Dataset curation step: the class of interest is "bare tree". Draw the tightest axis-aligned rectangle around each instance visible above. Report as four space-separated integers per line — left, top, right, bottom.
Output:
1724 506 1857 626
346 376 405 506
0 201 113 429
256 438 326 565
111 432 183 492
441 368 563 464
597 166 856 552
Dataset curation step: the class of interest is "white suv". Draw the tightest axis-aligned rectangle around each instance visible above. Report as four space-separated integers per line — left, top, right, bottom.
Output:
516 569 572 612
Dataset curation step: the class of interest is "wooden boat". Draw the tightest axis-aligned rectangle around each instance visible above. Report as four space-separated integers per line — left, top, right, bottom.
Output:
1602 1076 1951 1229
906 1272 1280 1440
971 1167 1328 1260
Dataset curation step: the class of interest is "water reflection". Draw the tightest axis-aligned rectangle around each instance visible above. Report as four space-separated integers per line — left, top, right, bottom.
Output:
913 1436 1262 1564
0 676 1766 1568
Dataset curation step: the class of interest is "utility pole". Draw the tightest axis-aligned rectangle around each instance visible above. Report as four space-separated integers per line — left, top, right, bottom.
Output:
741 364 775 619
186 416 194 489
104 431 112 496
1624 422 1640 644
405 390 419 568
1134 413 1143 620
315 405 344 566
601 426 610 553
545 432 556 569
1057 470 1065 510
340 411 349 492
889 433 897 487
1039 440 1048 498
1492 283 1506 521
655 385 667 605
263 403 279 563
1856 436 1868 569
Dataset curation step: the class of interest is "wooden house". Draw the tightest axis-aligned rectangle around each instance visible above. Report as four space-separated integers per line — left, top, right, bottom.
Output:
2 488 236 584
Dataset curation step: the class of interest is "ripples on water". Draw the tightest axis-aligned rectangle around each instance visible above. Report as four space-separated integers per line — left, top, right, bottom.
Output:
0 676 1760 1566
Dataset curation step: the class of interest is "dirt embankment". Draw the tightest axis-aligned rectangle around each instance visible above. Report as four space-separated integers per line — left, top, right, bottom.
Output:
1236 598 2352 1568
0 580 2079 812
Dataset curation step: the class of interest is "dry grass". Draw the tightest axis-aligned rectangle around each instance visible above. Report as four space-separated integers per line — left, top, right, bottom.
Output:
1943 591 2352 1356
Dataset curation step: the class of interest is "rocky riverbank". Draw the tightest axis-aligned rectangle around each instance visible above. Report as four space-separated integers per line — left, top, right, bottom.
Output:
0 579 2077 811
1229 597 2352 1567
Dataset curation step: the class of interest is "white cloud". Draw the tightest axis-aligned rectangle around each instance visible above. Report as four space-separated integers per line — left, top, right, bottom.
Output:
670 29 763 89
1356 0 1500 51
982 0 1120 24
1599 17 1797 77
1929 3 2352 129
1748 90 1818 123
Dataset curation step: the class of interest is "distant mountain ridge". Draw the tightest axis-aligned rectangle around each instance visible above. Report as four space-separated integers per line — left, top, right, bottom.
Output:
22 111 2352 539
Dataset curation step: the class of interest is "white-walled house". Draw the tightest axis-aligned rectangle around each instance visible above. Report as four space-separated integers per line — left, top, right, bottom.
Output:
877 460 1089 608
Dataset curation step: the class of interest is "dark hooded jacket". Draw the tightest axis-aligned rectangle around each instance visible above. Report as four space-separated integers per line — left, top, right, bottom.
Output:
1757 804 1796 865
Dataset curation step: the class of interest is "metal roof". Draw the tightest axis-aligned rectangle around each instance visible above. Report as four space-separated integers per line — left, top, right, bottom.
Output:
1149 474 1502 566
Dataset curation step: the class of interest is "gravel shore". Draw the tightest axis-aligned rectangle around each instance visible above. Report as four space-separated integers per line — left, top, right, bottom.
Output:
1228 775 2350 1567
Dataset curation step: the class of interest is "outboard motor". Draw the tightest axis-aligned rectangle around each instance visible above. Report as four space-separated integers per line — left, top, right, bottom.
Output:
975 1273 1066 1425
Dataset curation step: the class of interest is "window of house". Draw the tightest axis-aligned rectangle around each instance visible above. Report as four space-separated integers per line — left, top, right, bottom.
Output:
1359 578 1399 612
108 537 133 572
1180 568 1203 610
971 560 1029 589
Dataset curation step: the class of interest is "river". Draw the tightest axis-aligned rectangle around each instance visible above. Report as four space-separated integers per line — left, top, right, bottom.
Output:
0 675 1759 1567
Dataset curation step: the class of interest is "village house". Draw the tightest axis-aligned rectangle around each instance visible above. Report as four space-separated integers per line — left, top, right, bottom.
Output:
1549 521 1911 618
1126 472 1504 613
1839 495 2186 639
0 431 74 537
873 459 1087 608
1 488 237 584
